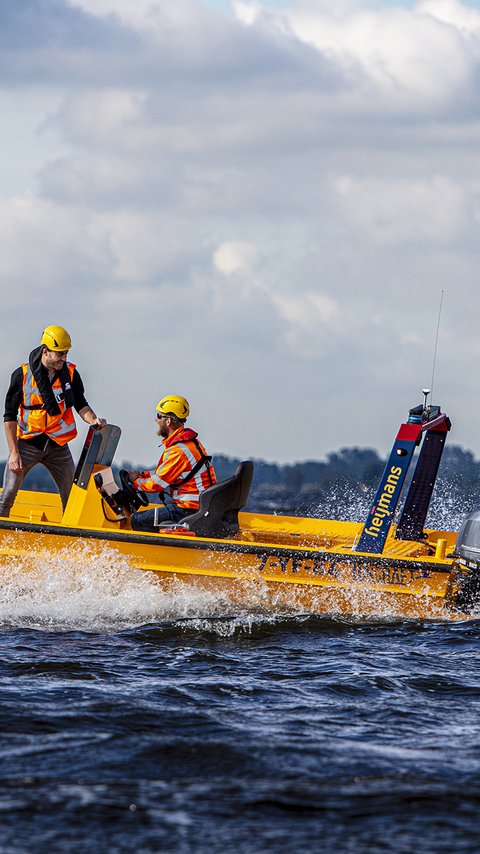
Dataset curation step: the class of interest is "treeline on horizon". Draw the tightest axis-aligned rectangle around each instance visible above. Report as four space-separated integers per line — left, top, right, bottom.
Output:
1 444 479 501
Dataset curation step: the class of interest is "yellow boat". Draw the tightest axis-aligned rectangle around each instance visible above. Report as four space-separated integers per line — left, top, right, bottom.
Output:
0 396 479 621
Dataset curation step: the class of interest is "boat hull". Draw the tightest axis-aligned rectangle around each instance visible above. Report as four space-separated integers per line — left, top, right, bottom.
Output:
0 505 461 621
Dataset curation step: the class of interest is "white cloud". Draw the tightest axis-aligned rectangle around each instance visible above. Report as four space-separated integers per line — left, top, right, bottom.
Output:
335 175 466 244
66 0 157 27
2 1 480 464
89 211 190 283
274 291 343 329
418 0 480 33
213 241 259 276
51 89 148 147
0 196 95 285
237 0 478 109
270 291 356 358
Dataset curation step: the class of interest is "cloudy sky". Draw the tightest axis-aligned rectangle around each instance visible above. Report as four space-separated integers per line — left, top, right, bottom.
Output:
1 0 480 467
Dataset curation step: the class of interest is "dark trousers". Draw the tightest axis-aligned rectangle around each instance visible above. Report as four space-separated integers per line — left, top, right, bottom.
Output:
0 438 75 517
131 491 191 533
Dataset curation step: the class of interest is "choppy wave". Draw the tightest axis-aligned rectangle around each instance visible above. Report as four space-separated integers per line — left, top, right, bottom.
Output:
0 541 254 632
303 481 474 534
0 537 461 633
0 614 479 853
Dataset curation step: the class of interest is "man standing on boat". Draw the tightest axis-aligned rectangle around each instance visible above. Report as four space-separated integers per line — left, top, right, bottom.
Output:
0 325 106 518
128 394 216 532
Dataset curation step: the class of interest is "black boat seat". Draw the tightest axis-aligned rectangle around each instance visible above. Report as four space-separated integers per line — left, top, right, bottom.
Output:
156 460 254 538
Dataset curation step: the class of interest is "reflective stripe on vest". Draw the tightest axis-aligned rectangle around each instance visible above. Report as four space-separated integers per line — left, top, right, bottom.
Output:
145 471 169 490
175 492 200 504
135 435 216 508
18 369 39 433
18 362 77 446
170 441 211 504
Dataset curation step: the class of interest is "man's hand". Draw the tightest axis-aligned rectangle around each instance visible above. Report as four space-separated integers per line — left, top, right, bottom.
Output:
78 407 107 428
128 470 142 482
8 451 23 473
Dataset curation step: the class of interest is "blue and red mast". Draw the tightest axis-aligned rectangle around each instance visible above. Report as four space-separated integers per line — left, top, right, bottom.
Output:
354 396 451 554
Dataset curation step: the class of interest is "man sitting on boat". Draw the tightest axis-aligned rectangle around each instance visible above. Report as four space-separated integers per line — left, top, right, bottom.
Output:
0 325 106 518
128 394 216 532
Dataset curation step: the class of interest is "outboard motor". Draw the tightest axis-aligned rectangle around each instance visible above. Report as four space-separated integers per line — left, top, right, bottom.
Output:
447 510 480 613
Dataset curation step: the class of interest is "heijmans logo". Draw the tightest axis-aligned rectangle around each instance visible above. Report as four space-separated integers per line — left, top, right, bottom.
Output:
363 465 402 539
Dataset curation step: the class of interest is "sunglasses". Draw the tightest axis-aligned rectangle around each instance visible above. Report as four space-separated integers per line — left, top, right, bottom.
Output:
156 412 168 420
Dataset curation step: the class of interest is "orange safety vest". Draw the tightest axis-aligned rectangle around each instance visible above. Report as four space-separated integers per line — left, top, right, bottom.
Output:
17 362 78 446
135 427 216 510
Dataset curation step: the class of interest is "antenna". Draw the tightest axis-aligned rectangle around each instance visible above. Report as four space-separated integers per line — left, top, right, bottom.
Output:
430 290 444 401
422 388 430 413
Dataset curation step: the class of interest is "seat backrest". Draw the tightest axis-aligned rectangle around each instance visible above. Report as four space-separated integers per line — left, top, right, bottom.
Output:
159 460 254 538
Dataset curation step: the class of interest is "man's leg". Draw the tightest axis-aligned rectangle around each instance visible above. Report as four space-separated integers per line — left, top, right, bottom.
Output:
0 441 44 518
43 442 75 511
131 496 191 533
163 492 193 523
130 506 167 532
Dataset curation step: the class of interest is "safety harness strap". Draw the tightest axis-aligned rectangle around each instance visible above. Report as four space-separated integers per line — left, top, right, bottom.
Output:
170 439 213 488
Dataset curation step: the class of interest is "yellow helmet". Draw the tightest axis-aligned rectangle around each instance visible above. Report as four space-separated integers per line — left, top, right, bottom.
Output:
41 325 72 352
156 395 190 421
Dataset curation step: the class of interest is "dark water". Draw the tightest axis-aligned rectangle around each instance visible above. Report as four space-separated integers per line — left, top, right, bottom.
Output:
0 491 479 852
